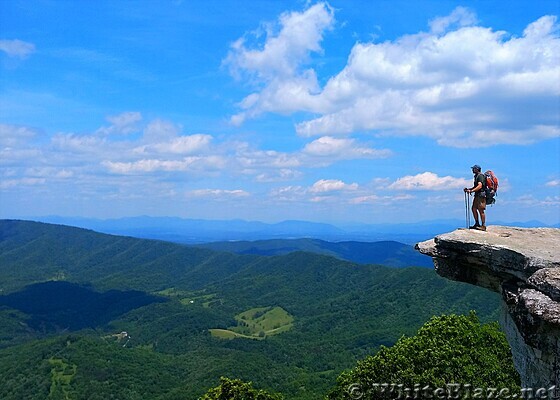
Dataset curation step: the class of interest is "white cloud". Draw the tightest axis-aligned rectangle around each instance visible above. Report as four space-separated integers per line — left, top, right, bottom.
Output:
349 194 380 204
51 133 106 152
269 185 307 201
0 148 41 166
296 13 560 146
388 172 470 191
226 2 334 80
225 2 335 124
26 167 73 179
349 193 415 204
234 145 302 170
228 4 559 147
97 112 143 135
302 136 392 159
143 119 182 142
256 169 302 182
0 39 35 59
269 179 359 202
136 134 212 155
89 116 385 178
231 135 388 175
103 156 226 174
309 179 358 193
189 189 250 198
546 179 560 187
428 6 477 34
0 124 37 146
425 194 456 204
516 194 560 207
0 177 45 189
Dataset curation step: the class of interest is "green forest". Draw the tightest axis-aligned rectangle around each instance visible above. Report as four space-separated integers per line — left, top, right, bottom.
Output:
0 220 518 399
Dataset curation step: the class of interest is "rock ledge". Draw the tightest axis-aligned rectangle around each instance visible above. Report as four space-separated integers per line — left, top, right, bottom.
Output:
416 226 560 391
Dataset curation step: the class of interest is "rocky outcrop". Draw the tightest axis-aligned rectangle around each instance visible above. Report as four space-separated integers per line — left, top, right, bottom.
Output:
416 226 560 393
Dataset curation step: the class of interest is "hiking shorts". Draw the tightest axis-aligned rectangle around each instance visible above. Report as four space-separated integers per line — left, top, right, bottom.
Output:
473 196 486 211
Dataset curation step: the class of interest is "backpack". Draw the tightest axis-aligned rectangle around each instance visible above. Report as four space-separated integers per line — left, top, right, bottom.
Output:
484 170 499 204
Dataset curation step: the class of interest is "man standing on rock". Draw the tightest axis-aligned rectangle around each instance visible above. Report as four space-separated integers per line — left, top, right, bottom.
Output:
464 165 487 231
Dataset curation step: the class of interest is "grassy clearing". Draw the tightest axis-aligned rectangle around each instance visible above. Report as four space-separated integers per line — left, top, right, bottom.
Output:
209 329 264 340
156 288 218 307
210 306 294 340
47 358 77 400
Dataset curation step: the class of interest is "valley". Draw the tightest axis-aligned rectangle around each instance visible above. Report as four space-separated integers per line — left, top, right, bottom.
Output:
0 219 502 399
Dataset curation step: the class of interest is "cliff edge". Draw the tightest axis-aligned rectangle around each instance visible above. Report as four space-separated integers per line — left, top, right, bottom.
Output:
416 226 559 391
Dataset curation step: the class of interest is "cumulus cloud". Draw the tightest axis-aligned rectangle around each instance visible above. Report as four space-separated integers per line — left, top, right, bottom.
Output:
230 135 389 175
0 124 38 146
51 133 106 152
388 172 470 191
26 167 73 179
103 156 226 174
256 169 302 182
97 112 143 135
189 189 250 198
302 136 392 159
135 134 212 155
225 2 334 124
269 179 360 203
516 194 560 207
228 4 559 147
428 6 478 34
546 179 560 187
0 177 46 189
295 13 560 146
234 143 302 171
309 179 358 193
269 185 307 201
143 119 182 142
95 119 384 178
349 193 415 204
0 39 35 59
226 2 334 80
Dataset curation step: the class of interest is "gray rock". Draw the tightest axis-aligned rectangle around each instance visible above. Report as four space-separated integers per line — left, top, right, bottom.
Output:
416 226 560 394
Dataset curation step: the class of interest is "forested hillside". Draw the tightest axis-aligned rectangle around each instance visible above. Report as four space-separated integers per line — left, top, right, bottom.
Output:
197 238 433 268
0 220 502 399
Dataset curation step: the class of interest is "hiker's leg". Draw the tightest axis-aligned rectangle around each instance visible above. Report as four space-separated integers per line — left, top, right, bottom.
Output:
471 201 479 225
479 198 487 226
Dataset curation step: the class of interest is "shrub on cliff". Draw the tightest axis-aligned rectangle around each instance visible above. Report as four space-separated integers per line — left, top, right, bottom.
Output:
200 377 283 400
328 312 520 399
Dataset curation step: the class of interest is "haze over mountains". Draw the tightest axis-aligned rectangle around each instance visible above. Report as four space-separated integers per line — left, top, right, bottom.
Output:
0 219 501 399
198 238 432 268
28 215 559 245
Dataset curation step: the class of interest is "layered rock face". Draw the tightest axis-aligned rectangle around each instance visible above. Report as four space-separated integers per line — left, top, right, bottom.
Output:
416 226 559 392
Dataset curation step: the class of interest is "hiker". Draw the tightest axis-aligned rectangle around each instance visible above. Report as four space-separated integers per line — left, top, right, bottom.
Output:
463 165 486 231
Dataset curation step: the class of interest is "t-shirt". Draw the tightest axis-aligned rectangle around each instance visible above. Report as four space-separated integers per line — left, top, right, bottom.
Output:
473 173 486 197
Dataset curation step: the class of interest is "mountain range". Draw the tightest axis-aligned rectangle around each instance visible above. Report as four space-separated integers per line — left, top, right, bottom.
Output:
26 215 559 245
196 238 433 268
0 219 502 399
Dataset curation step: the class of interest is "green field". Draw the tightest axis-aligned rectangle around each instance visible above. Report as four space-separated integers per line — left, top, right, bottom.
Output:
156 288 219 308
48 358 77 400
210 306 294 340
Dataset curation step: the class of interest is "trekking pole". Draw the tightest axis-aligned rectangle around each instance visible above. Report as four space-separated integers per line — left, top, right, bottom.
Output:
464 191 470 229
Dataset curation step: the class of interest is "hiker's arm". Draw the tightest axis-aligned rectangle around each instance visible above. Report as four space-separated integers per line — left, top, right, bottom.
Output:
467 182 483 193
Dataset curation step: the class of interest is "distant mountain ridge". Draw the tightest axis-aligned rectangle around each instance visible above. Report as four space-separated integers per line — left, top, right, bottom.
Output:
197 238 433 268
26 215 559 245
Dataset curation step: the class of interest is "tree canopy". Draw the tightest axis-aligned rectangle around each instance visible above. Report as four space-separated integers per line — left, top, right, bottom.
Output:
328 312 520 399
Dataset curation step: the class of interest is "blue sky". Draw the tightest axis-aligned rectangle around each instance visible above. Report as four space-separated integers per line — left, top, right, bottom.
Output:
1 0 559 225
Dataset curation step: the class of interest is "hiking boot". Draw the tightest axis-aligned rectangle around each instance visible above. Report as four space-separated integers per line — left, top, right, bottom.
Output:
469 224 480 229
475 225 487 231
